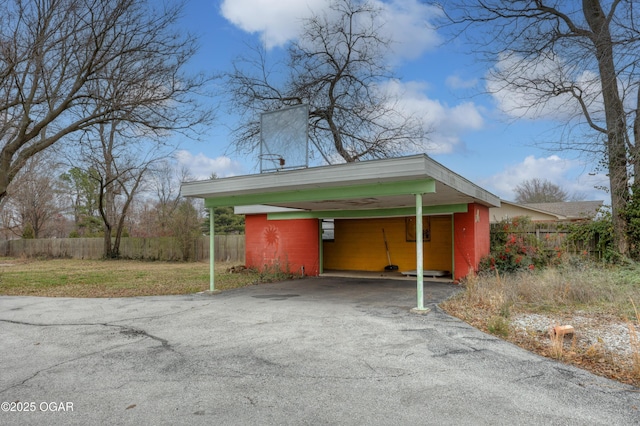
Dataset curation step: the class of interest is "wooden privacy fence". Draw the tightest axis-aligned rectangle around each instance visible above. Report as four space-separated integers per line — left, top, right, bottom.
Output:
0 235 245 263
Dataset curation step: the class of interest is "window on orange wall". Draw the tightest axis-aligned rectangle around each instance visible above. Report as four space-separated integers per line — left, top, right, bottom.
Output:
321 219 334 242
405 217 431 242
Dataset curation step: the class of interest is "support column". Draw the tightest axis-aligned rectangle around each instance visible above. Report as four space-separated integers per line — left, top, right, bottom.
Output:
411 193 429 314
209 207 215 292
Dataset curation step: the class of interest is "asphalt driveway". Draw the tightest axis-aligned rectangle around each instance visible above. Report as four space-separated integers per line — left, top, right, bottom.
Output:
0 277 638 425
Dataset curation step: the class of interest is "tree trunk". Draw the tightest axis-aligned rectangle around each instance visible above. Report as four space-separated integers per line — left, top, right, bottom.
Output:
583 0 630 256
98 178 117 259
633 86 640 183
0 148 15 204
103 232 114 258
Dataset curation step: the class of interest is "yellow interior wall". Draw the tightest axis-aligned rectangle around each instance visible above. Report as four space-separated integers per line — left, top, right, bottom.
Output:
323 216 452 272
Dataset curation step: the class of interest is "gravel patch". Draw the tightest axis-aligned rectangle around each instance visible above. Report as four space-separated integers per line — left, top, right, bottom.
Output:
512 313 638 356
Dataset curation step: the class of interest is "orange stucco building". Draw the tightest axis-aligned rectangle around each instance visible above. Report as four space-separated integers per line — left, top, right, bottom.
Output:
182 154 500 309
242 202 489 281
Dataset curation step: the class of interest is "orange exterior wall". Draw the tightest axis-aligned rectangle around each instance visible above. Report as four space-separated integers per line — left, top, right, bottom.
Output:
323 216 452 273
243 203 490 281
453 203 490 280
245 214 320 276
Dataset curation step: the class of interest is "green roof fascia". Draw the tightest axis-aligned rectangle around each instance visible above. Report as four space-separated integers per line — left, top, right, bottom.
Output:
267 204 468 220
204 179 436 208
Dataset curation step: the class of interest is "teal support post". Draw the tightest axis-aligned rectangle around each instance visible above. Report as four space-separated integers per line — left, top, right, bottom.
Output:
209 207 215 292
415 194 424 310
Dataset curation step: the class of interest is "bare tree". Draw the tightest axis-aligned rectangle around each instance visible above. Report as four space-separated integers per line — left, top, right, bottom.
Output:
514 179 569 204
148 161 188 236
169 199 203 261
78 120 167 258
0 0 212 204
2 157 64 238
139 162 203 258
444 0 640 256
125 161 204 240
225 0 428 164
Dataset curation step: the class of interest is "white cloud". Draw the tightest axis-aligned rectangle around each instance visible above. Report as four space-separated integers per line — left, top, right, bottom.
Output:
376 0 442 61
381 80 484 154
479 155 610 202
175 151 245 180
219 0 441 60
486 52 603 121
446 75 478 90
220 0 328 49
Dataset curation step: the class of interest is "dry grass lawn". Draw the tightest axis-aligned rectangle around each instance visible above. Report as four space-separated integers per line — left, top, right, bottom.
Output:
0 258 265 298
441 264 640 388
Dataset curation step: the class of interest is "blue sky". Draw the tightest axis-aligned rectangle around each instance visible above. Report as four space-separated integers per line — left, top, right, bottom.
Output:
172 0 610 203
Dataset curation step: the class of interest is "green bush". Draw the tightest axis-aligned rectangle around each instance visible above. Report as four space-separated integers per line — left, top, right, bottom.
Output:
487 315 510 337
22 223 35 239
625 186 640 261
563 209 619 263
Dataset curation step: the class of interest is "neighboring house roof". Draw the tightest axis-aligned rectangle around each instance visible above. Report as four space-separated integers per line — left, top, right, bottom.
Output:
490 200 604 223
490 201 565 223
522 201 604 220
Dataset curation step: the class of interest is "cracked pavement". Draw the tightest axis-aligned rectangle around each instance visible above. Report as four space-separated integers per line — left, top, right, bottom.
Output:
1 277 638 425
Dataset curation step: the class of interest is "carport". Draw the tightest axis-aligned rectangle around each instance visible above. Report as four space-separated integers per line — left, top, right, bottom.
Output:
181 154 501 311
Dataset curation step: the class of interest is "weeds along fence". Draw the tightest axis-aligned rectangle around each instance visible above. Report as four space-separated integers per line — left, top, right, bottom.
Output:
490 223 600 258
0 235 245 263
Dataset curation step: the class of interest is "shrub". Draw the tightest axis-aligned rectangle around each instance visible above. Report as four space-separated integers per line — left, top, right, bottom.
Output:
563 209 619 263
254 259 298 283
481 217 549 273
487 315 510 337
625 187 640 261
22 223 35 239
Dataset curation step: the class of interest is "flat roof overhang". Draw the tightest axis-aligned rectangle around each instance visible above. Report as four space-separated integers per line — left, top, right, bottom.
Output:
181 154 501 214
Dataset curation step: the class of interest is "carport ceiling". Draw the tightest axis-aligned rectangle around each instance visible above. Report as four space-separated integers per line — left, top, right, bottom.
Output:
181 154 501 212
